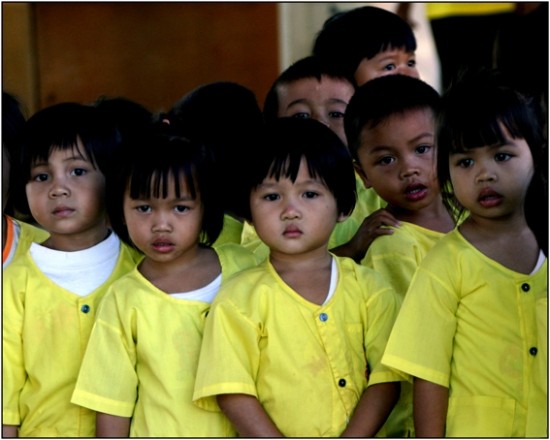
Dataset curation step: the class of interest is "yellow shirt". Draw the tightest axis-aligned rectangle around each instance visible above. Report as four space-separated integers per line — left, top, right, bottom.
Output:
383 229 548 437
241 173 385 260
213 213 244 247
427 3 515 20
362 222 445 437
71 243 257 437
2 240 140 437
2 216 49 268
193 256 401 437
362 221 445 300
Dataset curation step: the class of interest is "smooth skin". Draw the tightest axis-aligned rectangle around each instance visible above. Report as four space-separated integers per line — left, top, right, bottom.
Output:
96 173 221 437
355 108 454 232
218 158 398 436
354 48 419 86
24 141 109 252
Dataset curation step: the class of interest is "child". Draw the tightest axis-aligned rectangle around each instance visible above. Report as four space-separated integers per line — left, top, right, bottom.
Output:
313 5 419 86
382 70 548 437
161 81 264 247
71 127 259 437
344 74 456 437
193 118 401 437
242 56 396 263
2 91 49 268
2 102 141 437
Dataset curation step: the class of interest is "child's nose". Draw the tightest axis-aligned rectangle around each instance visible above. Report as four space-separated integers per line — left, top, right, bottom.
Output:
49 176 70 198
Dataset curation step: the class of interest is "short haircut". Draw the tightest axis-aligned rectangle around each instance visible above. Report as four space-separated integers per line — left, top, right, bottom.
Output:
15 102 121 216
107 124 224 248
344 74 440 161
263 55 354 122
241 117 356 222
313 6 417 78
436 69 547 253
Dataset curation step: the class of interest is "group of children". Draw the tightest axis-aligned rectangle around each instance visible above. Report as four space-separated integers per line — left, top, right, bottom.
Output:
2 5 547 438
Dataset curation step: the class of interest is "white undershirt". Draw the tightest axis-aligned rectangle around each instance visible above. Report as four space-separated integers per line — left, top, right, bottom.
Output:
30 231 120 297
170 274 222 304
323 258 338 305
531 250 546 275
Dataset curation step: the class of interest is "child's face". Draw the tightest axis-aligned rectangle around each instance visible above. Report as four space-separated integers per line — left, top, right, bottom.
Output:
449 126 534 222
354 48 418 86
356 108 439 213
25 140 107 250
250 157 347 258
123 173 204 264
276 76 354 145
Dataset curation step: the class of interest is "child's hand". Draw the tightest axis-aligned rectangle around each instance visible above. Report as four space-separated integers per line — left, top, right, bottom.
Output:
332 209 399 263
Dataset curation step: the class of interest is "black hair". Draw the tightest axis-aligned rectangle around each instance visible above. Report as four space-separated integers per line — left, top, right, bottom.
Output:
161 81 263 218
312 6 417 79
92 95 153 152
14 102 121 216
107 124 224 248
241 117 356 222
263 55 355 122
344 74 440 161
436 69 548 254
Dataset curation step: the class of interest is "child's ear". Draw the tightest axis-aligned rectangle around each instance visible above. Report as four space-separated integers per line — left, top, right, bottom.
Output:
353 162 372 189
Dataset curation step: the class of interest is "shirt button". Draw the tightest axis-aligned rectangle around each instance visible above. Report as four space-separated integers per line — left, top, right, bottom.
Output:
338 379 346 387
529 347 538 356
81 304 90 314
521 283 530 292
319 313 328 322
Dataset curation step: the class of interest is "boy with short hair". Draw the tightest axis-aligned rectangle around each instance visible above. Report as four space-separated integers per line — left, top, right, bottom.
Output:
344 74 456 436
313 5 419 86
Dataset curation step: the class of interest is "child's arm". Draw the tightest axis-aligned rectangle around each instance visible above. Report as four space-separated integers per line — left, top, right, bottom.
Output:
217 394 283 437
413 378 448 437
2 425 18 437
340 381 400 437
331 209 399 262
96 412 131 437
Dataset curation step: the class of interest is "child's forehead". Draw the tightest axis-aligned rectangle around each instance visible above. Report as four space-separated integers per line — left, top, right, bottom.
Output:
278 75 354 96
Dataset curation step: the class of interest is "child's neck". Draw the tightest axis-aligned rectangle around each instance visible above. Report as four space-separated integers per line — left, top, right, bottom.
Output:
387 200 454 233
459 214 540 274
139 246 221 294
41 225 111 252
270 249 333 306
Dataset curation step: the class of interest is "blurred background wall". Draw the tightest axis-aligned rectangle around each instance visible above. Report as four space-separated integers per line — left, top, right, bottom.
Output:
3 2 440 117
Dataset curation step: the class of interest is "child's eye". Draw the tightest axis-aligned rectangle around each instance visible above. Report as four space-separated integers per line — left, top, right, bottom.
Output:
263 193 280 202
407 59 416 67
291 112 311 120
456 158 474 168
416 145 431 155
383 63 396 71
303 191 319 199
174 205 190 213
71 168 87 177
32 173 49 182
495 152 512 162
136 205 152 213
376 156 395 166
329 111 345 119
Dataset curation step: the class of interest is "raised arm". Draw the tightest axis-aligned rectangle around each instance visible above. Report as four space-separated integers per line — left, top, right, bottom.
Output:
413 378 448 437
217 393 283 437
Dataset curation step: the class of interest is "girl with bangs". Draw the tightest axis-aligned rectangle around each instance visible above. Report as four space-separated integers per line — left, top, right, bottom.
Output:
71 126 258 437
382 69 548 437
